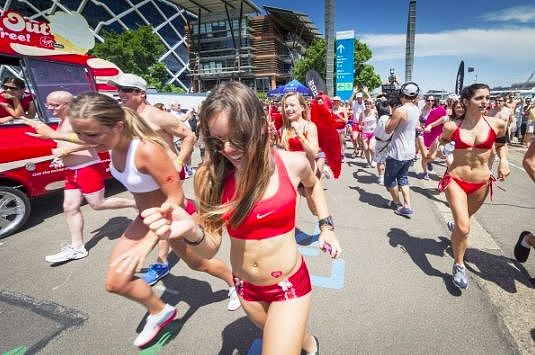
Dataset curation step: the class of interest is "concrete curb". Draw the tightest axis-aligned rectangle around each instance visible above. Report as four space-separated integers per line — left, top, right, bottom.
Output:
414 162 535 354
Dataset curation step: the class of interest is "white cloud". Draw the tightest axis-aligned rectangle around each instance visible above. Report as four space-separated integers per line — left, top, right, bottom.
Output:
360 26 535 63
480 6 535 23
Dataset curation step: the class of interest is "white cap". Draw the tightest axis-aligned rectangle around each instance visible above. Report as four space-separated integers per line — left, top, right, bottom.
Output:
400 82 420 98
332 96 342 101
447 94 459 100
108 73 147 91
355 93 363 98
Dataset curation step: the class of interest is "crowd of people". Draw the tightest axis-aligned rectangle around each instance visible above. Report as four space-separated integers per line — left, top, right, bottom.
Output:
15 73 535 351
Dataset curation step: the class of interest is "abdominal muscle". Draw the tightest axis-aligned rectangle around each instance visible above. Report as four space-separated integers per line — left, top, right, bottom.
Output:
230 231 302 285
448 148 492 182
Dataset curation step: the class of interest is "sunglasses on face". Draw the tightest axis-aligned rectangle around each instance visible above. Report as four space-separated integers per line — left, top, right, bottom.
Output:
204 136 242 152
2 85 20 90
118 87 140 93
426 99 435 102
45 103 63 109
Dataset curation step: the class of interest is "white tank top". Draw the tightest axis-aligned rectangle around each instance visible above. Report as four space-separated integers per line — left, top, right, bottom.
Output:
361 111 377 133
110 139 159 193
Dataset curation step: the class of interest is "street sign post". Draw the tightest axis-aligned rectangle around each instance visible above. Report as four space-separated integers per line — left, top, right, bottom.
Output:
335 30 355 101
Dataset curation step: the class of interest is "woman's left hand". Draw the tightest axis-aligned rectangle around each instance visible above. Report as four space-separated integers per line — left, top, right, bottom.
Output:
497 161 510 180
318 229 342 259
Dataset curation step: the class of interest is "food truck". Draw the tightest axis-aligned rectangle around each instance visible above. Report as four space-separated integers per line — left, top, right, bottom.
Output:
0 10 121 238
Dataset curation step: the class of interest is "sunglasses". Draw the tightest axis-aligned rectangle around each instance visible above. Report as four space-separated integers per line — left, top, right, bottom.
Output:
426 99 435 102
204 136 242 152
45 103 63 109
118 87 140 93
2 85 20 90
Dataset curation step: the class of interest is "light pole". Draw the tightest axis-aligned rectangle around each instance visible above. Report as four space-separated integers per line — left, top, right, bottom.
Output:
325 0 335 96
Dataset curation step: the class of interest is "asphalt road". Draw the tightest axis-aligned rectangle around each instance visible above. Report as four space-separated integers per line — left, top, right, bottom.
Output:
1 144 533 354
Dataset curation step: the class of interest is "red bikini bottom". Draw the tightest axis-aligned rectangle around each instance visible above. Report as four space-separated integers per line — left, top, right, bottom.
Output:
233 257 311 303
438 173 497 199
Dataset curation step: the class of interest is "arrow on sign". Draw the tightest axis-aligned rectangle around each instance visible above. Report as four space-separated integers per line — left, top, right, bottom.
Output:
336 43 345 53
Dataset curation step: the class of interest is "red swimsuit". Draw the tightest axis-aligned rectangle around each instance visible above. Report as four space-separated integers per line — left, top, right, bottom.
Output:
221 151 311 303
439 118 497 197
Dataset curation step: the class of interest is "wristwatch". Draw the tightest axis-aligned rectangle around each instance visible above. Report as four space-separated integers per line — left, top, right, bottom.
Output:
318 215 334 230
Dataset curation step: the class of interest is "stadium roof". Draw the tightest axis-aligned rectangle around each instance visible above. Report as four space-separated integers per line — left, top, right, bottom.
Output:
263 6 321 43
170 0 261 14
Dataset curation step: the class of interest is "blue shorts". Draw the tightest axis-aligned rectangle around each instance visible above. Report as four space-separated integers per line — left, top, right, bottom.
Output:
384 158 411 188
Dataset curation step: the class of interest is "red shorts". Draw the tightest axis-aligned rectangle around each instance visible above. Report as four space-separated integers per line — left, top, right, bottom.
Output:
233 257 311 303
64 162 105 194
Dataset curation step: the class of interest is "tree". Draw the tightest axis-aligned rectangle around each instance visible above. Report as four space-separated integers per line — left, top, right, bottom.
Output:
292 38 381 91
90 26 183 93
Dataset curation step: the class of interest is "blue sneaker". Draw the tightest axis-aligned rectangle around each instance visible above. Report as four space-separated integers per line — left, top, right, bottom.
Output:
394 206 414 218
140 263 169 286
427 161 434 171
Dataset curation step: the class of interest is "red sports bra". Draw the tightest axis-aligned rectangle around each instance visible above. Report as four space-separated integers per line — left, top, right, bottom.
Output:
450 117 496 149
221 150 297 240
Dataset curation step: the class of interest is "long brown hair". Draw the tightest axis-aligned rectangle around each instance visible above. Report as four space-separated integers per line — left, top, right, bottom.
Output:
67 92 167 149
195 82 273 234
280 92 309 149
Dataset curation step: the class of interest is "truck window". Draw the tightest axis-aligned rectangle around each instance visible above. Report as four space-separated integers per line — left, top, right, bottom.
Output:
25 58 96 121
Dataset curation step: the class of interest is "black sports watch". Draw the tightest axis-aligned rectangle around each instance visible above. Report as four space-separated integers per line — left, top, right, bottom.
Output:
318 215 334 230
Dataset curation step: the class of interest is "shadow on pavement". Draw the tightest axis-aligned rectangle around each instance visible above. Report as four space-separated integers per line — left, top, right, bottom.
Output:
352 170 378 185
448 248 535 292
386 227 461 296
349 185 389 209
219 317 262 355
134 275 228 349
85 216 132 251
410 185 450 208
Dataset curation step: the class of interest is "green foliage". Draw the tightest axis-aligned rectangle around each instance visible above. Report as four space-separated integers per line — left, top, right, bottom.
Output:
291 39 326 83
291 38 381 91
256 91 268 101
90 26 183 92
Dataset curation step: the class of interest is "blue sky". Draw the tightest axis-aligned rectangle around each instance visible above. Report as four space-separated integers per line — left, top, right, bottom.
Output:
256 0 535 93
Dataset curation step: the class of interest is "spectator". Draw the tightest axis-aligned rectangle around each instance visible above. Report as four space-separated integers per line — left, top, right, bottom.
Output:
0 76 35 123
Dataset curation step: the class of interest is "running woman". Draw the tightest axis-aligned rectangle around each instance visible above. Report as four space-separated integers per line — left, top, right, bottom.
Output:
437 83 510 290
141 82 342 354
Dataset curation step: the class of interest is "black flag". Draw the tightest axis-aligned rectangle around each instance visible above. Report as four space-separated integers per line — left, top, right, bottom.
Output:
305 70 327 98
455 60 464 95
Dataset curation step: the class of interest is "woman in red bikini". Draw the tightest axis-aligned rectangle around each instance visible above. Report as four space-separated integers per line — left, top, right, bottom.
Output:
437 83 510 290
141 82 341 354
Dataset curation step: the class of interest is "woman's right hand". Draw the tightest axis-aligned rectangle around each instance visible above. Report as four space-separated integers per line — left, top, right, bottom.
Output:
141 203 196 240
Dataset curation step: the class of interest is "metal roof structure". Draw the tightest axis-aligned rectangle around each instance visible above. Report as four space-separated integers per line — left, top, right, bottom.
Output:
263 6 321 44
169 0 261 15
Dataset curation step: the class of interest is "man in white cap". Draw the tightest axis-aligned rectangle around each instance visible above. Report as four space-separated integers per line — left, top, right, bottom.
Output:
349 89 368 157
384 82 420 218
107 73 240 310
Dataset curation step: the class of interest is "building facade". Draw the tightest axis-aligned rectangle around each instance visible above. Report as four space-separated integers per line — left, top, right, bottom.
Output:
0 0 194 90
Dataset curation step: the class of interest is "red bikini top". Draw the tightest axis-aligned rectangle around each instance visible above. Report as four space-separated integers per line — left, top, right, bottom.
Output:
287 131 307 152
450 117 496 149
221 150 297 240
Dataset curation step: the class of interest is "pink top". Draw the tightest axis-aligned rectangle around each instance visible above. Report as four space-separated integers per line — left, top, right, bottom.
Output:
423 106 447 148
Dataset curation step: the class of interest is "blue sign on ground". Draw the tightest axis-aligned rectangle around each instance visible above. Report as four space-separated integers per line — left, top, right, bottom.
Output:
335 30 355 101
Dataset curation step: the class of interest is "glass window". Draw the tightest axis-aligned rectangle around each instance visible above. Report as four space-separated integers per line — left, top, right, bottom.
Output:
26 58 96 121
139 2 165 26
120 11 145 28
80 2 110 29
104 1 131 14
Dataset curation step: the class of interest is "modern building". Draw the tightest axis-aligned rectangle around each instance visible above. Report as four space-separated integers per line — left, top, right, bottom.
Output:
187 5 320 93
0 0 194 90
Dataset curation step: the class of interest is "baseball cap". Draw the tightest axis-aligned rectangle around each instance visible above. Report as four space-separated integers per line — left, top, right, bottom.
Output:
447 94 459 100
400 82 420 98
355 92 363 98
332 96 342 101
108 73 147 91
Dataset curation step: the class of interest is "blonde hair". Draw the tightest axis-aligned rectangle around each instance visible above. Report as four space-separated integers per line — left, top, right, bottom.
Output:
67 92 167 149
280 92 309 149
195 82 273 234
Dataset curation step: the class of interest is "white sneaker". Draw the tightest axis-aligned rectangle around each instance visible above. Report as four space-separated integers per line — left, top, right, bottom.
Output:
45 245 88 263
378 175 384 185
370 161 377 168
227 287 241 311
133 304 177 348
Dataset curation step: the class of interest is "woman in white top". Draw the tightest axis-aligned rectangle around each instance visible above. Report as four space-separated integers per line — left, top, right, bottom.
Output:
67 92 184 347
359 99 378 167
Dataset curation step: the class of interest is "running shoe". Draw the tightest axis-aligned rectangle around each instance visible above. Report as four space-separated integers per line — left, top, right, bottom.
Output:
303 335 319 355
447 221 455 232
133 304 177 348
514 231 532 263
378 175 384 185
370 161 377 168
427 162 434 171
452 263 468 289
394 206 414 218
45 245 88 263
140 263 169 286
421 172 430 180
385 200 402 210
227 287 241 311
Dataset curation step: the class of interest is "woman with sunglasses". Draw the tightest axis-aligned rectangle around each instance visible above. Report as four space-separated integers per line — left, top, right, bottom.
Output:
437 83 509 290
417 95 437 180
0 77 35 123
140 81 342 354
66 92 189 347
